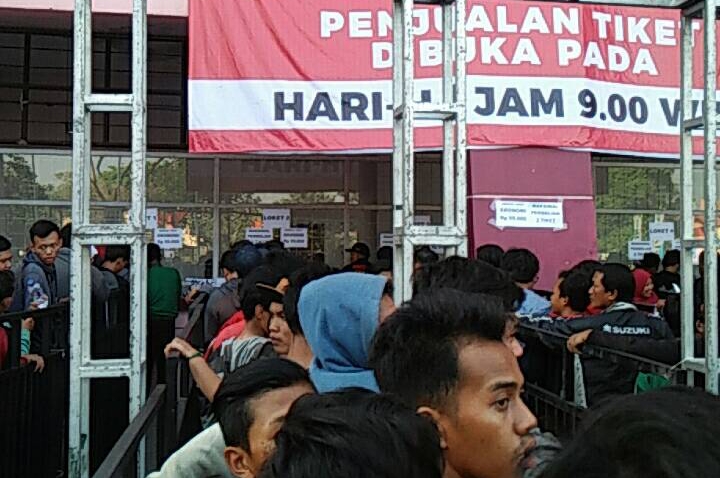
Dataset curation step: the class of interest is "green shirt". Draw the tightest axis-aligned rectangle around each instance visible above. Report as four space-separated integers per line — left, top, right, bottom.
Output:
147 264 182 319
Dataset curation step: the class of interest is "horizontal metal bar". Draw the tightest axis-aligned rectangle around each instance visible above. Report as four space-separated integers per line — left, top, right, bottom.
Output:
412 0 456 5
677 238 706 249
74 225 143 237
682 357 711 374
79 359 133 378
684 117 705 131
85 94 133 112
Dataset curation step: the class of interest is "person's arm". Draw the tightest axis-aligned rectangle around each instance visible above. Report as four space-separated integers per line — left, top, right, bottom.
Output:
164 337 222 402
568 330 680 364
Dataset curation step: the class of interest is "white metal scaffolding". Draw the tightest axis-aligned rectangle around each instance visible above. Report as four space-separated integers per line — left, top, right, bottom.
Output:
69 1 148 476
678 0 719 394
390 0 718 389
392 0 468 303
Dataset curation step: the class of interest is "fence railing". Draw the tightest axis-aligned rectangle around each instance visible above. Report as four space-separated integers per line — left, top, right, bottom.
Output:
1 303 70 369
518 322 685 439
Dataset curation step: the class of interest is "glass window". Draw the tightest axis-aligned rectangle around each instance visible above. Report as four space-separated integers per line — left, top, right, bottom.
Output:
594 164 679 211
219 158 345 205
152 207 213 278
0 153 72 200
148 157 213 203
596 213 681 263
0 204 70 257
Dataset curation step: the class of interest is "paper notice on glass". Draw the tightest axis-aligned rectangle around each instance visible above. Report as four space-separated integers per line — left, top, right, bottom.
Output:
672 239 682 250
155 228 183 249
245 228 273 244
379 233 394 248
649 222 675 243
493 200 565 230
281 228 308 249
262 209 291 229
145 208 158 230
628 241 653 260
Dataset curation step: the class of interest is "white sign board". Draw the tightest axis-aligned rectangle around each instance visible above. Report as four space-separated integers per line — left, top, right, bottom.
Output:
672 239 682 250
281 228 308 249
494 200 564 230
145 208 158 230
184 277 227 289
414 215 431 226
379 233 394 248
245 228 273 244
649 222 675 242
262 209 291 229
628 241 653 261
155 228 183 250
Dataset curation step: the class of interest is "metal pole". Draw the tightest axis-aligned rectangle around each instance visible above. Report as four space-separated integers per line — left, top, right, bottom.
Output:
679 11 696 387
702 0 718 394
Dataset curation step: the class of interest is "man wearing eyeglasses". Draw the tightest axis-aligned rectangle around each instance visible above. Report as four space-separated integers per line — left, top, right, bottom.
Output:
12 219 61 311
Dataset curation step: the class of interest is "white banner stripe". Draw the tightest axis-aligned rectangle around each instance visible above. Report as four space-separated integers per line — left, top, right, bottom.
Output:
189 76 714 136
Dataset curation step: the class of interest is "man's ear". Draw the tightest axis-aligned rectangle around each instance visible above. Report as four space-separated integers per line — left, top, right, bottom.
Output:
417 405 450 450
608 289 619 302
225 446 255 478
560 296 569 308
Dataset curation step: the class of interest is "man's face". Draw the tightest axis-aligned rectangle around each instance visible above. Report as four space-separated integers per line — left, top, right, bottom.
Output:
31 232 61 266
0 249 12 272
225 382 315 478
432 342 537 478
108 258 128 274
0 296 12 312
589 272 613 309
550 278 566 315
350 251 361 263
268 303 292 356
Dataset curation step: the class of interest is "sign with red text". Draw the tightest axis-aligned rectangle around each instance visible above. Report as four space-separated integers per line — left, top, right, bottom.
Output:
189 0 717 156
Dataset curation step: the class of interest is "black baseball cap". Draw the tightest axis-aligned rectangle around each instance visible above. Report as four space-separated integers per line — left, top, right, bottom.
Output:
345 242 370 258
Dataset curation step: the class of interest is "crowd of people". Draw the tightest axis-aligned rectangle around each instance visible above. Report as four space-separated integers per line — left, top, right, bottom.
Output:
2 219 720 477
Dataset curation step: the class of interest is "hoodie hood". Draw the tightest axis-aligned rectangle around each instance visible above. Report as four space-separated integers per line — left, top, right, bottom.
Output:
299 272 386 393
23 250 55 274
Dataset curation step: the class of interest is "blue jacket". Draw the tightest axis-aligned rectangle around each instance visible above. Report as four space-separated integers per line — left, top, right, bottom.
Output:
299 273 386 393
11 251 57 312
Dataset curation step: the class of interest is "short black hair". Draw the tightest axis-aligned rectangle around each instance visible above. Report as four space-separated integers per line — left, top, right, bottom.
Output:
0 235 11 253
662 250 681 269
377 246 393 262
501 248 540 284
240 265 284 320
105 245 130 263
413 257 523 312
572 259 602 276
598 263 635 303
475 244 504 268
369 289 506 409
262 250 305 279
414 246 439 266
234 244 263 278
639 252 661 271
283 264 333 335
0 270 15 301
558 269 592 313
213 358 312 451
59 223 72 248
542 387 720 478
147 243 162 263
29 219 60 243
260 390 443 478
219 249 239 274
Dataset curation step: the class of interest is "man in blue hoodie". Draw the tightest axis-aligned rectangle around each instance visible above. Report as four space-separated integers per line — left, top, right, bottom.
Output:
298 272 396 393
12 219 61 311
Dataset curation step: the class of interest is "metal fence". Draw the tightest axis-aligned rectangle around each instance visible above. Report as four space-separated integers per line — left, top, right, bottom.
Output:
518 322 686 440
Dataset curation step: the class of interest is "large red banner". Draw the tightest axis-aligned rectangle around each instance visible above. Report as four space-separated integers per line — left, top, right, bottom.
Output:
189 0 714 156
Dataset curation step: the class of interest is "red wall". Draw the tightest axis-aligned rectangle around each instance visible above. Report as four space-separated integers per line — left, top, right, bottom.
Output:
468 148 598 290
